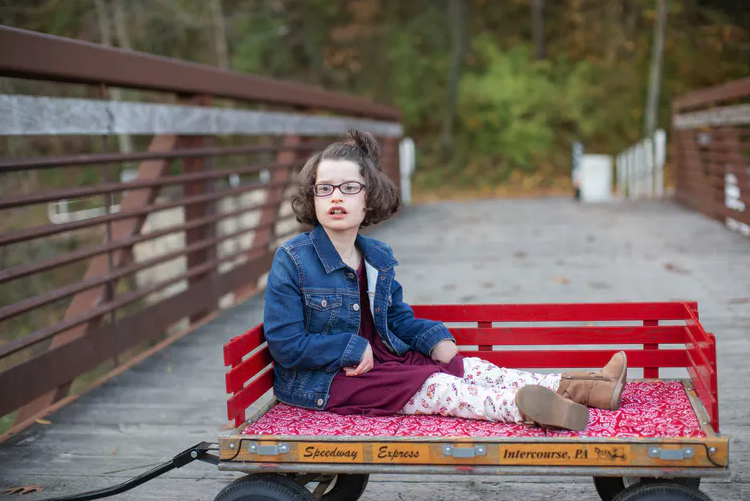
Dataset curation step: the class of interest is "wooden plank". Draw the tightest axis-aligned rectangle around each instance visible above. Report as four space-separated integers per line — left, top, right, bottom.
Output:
449 326 686 345
457 349 688 369
225 347 273 394
224 325 265 366
412 302 694 323
227 366 274 423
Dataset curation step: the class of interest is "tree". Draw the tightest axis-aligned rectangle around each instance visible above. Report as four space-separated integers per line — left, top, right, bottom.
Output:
644 0 667 137
532 0 545 60
441 0 467 158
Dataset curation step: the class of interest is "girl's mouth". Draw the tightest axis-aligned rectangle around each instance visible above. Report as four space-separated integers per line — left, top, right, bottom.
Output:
328 207 348 216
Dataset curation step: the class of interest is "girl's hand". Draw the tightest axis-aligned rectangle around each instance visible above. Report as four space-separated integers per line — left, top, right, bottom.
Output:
344 343 374 376
431 340 458 363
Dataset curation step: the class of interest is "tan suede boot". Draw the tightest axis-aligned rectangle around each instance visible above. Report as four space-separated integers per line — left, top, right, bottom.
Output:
515 385 589 431
556 351 628 411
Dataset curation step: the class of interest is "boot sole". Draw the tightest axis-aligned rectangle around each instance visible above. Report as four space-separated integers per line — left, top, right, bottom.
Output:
516 385 589 431
610 351 628 410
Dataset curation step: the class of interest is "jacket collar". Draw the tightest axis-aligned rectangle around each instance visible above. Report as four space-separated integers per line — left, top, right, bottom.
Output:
310 224 397 273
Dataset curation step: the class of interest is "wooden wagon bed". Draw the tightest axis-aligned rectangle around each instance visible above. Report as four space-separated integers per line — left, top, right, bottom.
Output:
219 302 728 479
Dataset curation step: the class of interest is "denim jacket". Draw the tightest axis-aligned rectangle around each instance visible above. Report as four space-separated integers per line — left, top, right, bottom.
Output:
262 224 455 410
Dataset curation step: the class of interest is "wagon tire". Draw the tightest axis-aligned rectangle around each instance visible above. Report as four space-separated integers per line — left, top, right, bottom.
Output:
594 477 701 501
214 474 315 501
610 481 711 501
319 474 369 501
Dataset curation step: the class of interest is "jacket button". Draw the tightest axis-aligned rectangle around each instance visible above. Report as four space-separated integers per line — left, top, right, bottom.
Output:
375 307 380 313
379 275 385 280
352 303 360 311
347 272 355 279
321 299 327 307
317 398 324 406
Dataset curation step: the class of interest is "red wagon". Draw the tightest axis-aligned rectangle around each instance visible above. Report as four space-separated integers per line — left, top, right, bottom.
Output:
219 301 727 501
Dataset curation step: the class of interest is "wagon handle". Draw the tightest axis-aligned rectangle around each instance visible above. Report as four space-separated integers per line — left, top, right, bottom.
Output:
39 442 219 501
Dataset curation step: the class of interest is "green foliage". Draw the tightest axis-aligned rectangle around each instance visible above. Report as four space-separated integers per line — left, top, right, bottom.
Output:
1 0 748 190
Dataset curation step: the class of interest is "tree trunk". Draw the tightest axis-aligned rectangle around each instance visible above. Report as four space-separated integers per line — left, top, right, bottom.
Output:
210 0 230 69
644 0 667 137
101 0 134 156
441 0 467 159
532 0 546 60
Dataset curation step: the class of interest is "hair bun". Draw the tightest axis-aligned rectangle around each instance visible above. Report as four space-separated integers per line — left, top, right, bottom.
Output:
346 129 381 169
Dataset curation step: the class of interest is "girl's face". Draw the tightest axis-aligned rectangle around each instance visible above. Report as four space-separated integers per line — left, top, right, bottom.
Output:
314 159 367 233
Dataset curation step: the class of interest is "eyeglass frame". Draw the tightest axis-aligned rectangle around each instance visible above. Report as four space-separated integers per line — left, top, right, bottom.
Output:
312 181 367 197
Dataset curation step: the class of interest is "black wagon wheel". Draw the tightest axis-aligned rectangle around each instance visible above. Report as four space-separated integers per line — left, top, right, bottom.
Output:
594 477 701 501
317 474 369 501
611 481 711 501
214 474 316 501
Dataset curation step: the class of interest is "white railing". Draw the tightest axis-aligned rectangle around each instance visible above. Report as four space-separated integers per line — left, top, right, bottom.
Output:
615 129 667 199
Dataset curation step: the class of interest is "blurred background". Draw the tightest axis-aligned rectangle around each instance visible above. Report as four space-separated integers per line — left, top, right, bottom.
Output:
2 0 748 200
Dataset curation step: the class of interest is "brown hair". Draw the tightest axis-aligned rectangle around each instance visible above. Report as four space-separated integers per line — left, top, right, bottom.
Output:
291 129 399 228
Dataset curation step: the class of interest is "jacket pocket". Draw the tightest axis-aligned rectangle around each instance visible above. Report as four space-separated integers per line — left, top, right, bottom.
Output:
304 293 342 334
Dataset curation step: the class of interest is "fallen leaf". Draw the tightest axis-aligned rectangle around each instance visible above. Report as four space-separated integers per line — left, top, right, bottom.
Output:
220 422 235 431
664 263 690 274
1 485 46 495
111 448 117 454
728 297 749 304
588 281 611 290
551 276 571 285
35 419 51 425
513 251 528 258
166 365 173 373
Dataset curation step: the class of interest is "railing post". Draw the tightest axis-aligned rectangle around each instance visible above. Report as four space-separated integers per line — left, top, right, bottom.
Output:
478 321 492 352
381 137 401 199
643 319 659 379
233 135 301 300
180 94 217 322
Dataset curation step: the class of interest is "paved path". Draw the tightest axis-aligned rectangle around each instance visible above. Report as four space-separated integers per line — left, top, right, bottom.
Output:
1 198 748 501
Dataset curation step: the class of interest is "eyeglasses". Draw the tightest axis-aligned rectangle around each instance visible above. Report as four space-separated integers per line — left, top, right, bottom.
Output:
313 181 366 197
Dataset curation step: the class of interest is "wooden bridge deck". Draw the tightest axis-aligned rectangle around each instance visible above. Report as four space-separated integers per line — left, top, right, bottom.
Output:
1 198 748 500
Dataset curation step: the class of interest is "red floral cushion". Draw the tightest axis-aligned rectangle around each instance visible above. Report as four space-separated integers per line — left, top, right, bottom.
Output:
242 381 705 438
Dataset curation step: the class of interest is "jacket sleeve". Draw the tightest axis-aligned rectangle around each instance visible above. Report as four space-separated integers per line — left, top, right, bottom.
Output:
386 269 456 357
263 246 368 371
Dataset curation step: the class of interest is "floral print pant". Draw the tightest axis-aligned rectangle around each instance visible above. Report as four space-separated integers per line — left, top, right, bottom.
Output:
399 357 562 424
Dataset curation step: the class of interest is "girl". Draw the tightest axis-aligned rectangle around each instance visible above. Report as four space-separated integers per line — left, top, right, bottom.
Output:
262 129 627 431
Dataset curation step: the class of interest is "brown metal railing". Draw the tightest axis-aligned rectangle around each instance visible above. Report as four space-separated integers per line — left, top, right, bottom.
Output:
671 77 750 231
0 25 402 433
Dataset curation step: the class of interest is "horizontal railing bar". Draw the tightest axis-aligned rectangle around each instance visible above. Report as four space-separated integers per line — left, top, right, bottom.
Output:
1 94 403 137
0 26 400 120
0 160 300 209
0 142 326 172
0 213 295 322
0 242 274 359
0 249 274 417
0 178 290 247
0 197 286 285
673 76 750 111
412 302 696 322
461 349 689 369
450 326 686 345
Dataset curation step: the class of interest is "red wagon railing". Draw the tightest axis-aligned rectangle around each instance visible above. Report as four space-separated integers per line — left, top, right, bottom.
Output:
223 301 719 433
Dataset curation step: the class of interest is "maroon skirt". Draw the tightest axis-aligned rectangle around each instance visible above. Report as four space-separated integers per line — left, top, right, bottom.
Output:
325 262 464 416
